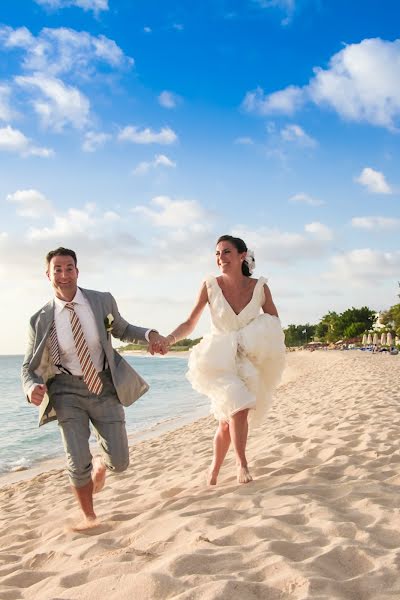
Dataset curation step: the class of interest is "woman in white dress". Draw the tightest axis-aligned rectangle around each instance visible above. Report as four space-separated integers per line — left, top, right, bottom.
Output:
166 235 285 485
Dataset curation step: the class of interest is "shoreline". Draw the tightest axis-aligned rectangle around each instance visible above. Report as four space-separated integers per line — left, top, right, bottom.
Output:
120 349 190 357
0 354 300 488
0 352 193 486
0 352 321 488
0 402 209 488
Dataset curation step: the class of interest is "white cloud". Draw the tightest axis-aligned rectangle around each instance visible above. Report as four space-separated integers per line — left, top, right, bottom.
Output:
0 126 35 152
7 189 53 218
16 74 90 131
0 85 15 122
0 26 133 133
158 90 181 109
308 38 400 130
0 229 141 294
280 124 317 147
35 0 109 14
243 85 303 115
355 167 392 194
28 206 94 240
118 126 178 145
6 197 213 284
133 161 159 176
103 211 120 221
26 203 121 240
132 196 211 229
132 154 176 175
91 34 132 68
144 27 152 34
0 203 139 275
351 216 400 230
253 0 296 25
0 125 53 157
289 192 324 206
232 224 333 265
0 26 34 48
172 24 184 31
82 131 111 152
153 154 175 168
0 26 133 77
28 146 54 158
304 221 333 241
244 38 400 130
327 248 400 283
234 136 254 145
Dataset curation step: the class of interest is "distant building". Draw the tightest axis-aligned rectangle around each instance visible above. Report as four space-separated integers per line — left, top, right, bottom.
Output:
373 312 387 331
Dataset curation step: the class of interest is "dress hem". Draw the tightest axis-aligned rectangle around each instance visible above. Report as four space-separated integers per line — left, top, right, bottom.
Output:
214 401 257 422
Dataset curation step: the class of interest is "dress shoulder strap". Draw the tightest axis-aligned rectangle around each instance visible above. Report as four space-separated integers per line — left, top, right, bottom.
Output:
256 276 269 304
204 275 218 303
257 276 268 286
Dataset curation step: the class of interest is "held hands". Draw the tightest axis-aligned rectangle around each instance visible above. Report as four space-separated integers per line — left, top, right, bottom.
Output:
147 331 170 355
30 384 48 406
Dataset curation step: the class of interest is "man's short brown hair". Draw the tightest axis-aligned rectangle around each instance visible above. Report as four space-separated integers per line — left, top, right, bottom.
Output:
46 247 77 268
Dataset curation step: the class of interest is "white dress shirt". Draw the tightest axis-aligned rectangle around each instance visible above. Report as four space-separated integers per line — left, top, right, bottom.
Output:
53 288 104 375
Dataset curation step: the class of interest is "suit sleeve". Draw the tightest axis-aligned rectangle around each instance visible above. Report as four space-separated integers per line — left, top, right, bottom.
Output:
21 315 43 402
108 294 150 343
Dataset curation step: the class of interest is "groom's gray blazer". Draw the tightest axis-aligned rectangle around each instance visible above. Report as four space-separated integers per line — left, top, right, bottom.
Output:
21 288 150 427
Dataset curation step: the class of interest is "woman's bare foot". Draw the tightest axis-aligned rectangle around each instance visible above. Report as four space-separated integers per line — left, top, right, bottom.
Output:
92 456 106 494
207 468 219 486
237 466 253 484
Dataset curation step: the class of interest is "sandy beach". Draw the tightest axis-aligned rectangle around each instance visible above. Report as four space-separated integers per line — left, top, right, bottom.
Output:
1 350 400 599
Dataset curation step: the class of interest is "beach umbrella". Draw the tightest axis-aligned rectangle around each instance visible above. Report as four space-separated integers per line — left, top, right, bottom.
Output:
380 332 387 345
362 334 367 345
372 333 379 345
387 332 393 346
367 334 372 344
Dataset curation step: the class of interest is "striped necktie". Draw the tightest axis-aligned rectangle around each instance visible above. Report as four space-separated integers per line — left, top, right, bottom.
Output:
49 322 61 367
65 302 103 396
49 322 72 375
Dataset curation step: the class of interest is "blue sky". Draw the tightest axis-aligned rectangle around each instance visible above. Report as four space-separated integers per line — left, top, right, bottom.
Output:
1 0 400 353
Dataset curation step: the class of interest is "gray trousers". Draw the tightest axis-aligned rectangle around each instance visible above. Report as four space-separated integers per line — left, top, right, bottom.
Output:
48 370 129 487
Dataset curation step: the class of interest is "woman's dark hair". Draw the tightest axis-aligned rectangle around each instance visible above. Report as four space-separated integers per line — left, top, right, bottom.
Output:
216 235 251 277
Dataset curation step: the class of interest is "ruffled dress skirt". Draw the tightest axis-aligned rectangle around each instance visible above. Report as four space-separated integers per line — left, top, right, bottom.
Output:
187 313 285 427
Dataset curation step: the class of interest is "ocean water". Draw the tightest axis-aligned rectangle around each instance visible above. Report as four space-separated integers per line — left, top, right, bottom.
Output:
0 354 209 475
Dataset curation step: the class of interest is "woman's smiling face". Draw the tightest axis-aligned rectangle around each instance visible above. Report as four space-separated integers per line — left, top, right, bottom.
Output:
215 240 246 274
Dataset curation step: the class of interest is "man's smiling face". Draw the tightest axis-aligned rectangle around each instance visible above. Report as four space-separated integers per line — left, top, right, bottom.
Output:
47 254 79 302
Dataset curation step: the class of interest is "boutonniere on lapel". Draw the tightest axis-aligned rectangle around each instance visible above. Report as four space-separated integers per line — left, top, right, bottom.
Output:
104 313 114 334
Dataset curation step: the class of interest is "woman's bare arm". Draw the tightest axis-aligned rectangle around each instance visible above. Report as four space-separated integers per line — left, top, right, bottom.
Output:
166 282 209 343
262 283 279 317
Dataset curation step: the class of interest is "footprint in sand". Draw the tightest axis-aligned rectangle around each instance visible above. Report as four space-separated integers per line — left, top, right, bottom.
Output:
109 512 140 522
0 588 24 600
310 545 374 579
160 487 185 499
1 569 56 588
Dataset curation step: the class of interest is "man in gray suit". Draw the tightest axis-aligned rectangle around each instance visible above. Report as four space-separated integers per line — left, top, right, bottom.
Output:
22 247 167 530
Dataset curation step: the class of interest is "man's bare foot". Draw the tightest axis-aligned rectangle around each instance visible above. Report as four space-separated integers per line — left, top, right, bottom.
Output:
237 466 253 484
69 516 101 532
92 456 106 494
